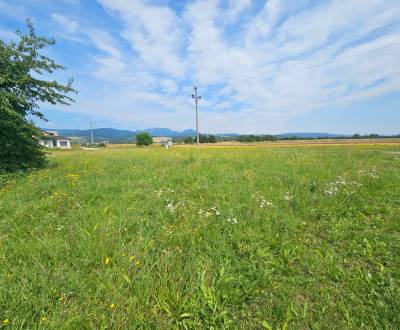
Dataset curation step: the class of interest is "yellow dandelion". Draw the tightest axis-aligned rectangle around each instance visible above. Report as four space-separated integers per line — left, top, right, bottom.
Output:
110 303 116 309
59 293 66 303
2 319 11 326
134 260 141 267
129 256 136 261
102 257 111 265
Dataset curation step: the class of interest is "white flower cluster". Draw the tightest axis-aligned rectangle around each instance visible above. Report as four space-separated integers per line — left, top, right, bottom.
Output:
323 176 363 196
165 199 185 212
156 188 175 197
358 170 379 179
283 192 293 201
227 217 238 224
251 195 273 208
211 206 220 216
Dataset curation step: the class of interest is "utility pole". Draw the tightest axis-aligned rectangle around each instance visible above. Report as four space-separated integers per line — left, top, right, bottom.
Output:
192 87 202 148
90 121 94 145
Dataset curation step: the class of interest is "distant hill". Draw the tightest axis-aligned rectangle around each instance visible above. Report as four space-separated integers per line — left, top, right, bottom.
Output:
44 128 353 142
134 128 197 137
44 127 198 142
277 132 346 139
46 128 134 142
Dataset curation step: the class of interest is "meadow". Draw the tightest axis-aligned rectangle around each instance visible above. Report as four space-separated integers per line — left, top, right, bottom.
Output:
0 144 399 329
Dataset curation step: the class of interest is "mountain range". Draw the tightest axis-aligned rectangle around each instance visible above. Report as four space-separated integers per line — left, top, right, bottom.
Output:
44 127 349 142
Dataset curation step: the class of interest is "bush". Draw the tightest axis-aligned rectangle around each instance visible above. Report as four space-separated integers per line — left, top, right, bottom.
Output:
136 132 153 146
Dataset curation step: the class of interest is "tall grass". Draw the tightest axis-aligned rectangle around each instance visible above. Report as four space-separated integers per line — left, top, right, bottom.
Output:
1 145 399 328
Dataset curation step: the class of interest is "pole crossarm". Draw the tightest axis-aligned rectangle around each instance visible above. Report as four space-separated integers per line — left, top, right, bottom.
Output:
192 86 202 148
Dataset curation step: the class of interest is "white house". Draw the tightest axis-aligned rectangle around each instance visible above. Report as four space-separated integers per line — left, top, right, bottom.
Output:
153 136 173 148
38 131 71 149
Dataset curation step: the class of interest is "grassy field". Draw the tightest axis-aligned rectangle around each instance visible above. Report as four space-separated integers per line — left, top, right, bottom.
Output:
1 145 400 329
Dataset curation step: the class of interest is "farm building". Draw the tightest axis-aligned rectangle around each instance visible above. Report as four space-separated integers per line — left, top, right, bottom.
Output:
153 136 173 148
38 131 71 149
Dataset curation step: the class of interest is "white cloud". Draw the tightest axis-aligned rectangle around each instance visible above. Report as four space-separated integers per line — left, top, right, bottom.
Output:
40 0 400 133
97 0 185 77
51 13 79 33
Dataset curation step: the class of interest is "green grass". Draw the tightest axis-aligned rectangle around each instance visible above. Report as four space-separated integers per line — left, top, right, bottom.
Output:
1 145 400 329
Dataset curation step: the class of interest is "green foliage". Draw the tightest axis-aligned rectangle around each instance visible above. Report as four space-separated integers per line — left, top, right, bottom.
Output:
184 137 194 144
0 20 75 172
135 132 153 146
199 134 217 143
238 134 276 142
0 145 400 328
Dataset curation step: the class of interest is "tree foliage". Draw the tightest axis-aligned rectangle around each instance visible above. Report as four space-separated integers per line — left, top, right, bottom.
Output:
135 132 153 146
199 134 217 143
238 135 276 142
0 20 76 172
184 137 194 144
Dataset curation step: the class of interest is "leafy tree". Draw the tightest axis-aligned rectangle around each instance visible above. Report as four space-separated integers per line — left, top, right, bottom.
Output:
184 137 194 144
136 132 153 146
207 135 216 143
0 20 76 172
199 134 208 143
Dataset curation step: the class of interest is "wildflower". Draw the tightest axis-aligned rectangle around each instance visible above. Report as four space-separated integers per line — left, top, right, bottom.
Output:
102 257 111 265
110 303 116 309
2 319 11 326
134 260 141 267
40 317 48 323
165 200 175 212
227 217 238 224
211 206 220 216
59 293 66 303
283 192 293 201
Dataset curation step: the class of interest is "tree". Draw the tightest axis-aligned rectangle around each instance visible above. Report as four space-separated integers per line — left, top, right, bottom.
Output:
184 137 194 144
0 20 76 172
136 132 153 146
207 135 216 143
199 134 208 143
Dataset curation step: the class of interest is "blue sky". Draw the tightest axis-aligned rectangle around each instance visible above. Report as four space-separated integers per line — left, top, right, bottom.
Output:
1 0 400 134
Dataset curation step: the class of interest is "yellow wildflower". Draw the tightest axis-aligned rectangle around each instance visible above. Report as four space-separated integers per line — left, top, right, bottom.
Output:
134 260 141 267
2 319 11 326
40 316 48 323
110 303 116 309
59 293 67 303
102 257 111 265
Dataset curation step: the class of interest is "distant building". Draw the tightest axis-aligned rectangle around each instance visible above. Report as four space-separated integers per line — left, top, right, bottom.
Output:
153 136 173 148
38 131 71 149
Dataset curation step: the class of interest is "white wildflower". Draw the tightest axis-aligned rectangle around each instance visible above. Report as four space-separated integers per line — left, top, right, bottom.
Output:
284 192 293 201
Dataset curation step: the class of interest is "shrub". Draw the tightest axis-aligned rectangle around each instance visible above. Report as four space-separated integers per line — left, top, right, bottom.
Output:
136 132 153 146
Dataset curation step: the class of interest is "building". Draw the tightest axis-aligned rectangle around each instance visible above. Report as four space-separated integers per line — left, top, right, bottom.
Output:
38 131 71 149
153 136 173 148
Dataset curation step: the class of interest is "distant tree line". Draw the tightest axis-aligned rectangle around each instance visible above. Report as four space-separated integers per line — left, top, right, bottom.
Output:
183 134 217 144
238 135 276 142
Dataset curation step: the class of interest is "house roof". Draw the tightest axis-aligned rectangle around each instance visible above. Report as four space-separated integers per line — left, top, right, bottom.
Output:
40 136 71 140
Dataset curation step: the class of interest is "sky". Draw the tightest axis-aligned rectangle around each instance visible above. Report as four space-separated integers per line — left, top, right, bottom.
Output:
1 0 400 134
